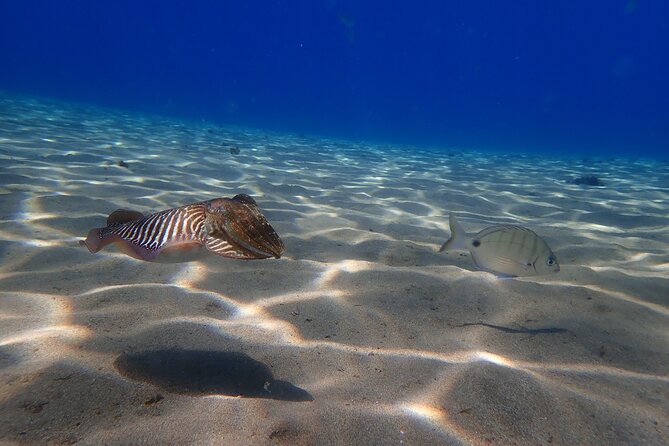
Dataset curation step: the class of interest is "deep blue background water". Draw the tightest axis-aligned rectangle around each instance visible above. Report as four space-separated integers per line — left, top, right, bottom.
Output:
1 0 667 156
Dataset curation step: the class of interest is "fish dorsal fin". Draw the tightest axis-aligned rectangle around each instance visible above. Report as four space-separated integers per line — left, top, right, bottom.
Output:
475 224 536 239
107 209 145 226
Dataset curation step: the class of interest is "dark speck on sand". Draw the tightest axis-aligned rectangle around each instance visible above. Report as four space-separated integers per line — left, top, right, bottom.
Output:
569 175 605 186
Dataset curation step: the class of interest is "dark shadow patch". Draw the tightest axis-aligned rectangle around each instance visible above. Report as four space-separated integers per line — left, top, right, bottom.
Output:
114 349 313 402
0 346 18 369
43 153 103 164
455 322 567 335
0 172 34 186
568 175 605 186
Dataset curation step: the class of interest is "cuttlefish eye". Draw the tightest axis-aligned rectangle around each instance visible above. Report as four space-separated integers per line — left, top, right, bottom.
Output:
546 257 556 267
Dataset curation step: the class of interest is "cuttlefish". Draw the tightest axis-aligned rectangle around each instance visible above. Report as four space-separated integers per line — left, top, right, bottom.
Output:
80 194 284 262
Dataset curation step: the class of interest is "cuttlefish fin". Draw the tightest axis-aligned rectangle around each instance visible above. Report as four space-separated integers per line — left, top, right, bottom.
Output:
106 209 145 226
80 228 203 262
204 235 272 259
80 228 108 253
80 210 147 256
79 229 155 261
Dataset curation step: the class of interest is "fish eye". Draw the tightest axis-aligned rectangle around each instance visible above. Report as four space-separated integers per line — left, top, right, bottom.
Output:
546 257 556 266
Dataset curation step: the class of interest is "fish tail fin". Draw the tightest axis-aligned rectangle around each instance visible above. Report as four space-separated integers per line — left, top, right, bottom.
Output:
439 213 468 252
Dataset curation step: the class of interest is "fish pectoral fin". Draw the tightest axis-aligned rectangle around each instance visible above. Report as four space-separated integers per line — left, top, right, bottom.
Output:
107 209 145 226
205 235 272 260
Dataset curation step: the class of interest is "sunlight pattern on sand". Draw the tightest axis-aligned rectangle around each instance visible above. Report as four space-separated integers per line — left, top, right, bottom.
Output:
1 94 668 444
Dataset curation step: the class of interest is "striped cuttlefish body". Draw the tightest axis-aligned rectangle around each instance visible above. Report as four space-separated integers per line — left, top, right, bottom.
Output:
80 194 284 262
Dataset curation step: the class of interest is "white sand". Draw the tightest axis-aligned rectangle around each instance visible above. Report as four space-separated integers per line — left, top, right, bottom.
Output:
0 93 667 445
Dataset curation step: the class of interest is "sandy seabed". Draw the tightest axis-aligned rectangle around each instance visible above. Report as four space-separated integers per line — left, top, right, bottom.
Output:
0 93 667 445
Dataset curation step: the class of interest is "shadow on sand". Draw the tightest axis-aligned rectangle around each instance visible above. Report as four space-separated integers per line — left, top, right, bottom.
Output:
114 349 313 402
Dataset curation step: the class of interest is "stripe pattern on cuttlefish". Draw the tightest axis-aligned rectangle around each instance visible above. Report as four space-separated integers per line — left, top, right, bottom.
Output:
80 194 284 262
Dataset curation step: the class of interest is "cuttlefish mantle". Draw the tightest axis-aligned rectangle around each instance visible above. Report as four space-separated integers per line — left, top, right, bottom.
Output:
80 194 284 262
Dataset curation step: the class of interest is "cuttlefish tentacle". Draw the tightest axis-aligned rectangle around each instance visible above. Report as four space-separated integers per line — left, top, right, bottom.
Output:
206 194 285 259
80 194 284 263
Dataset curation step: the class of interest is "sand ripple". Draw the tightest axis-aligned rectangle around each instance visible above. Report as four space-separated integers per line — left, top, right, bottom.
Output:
1 94 667 445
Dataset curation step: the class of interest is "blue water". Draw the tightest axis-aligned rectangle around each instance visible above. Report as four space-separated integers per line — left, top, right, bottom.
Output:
1 0 668 156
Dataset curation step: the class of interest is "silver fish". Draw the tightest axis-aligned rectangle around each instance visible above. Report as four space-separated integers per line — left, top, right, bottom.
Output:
439 213 559 277
80 194 284 263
